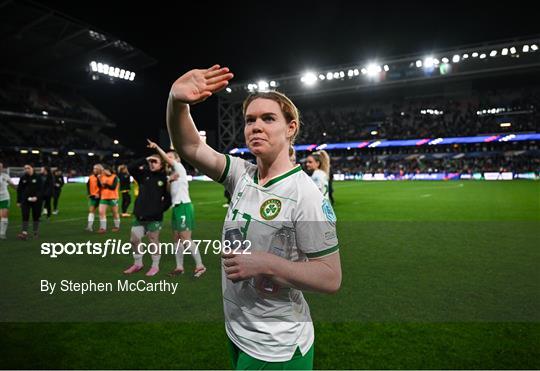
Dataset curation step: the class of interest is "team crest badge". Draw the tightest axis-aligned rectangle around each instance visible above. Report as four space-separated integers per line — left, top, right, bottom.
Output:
322 199 336 223
158 180 164 187
260 199 281 220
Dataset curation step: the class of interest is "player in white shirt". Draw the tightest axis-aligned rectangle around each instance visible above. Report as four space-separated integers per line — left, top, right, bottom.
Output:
0 162 17 240
146 139 206 278
167 65 341 369
305 150 331 199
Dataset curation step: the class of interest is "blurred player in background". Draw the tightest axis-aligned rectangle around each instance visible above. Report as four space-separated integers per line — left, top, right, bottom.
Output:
52 169 64 215
86 164 102 232
305 150 331 200
147 139 206 278
40 166 54 219
0 162 17 240
97 165 120 233
17 164 42 240
117 164 132 217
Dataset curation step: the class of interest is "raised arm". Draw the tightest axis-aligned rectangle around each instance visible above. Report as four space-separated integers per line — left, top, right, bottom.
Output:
166 65 234 181
146 139 175 167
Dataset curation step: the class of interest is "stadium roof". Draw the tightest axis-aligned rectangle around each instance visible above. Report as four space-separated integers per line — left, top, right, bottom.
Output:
0 0 157 86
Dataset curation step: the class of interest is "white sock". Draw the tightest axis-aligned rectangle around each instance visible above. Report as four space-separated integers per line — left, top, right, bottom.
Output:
114 219 120 228
175 240 185 269
0 218 7 236
133 253 143 266
87 213 94 229
151 254 161 268
100 218 106 230
188 240 203 268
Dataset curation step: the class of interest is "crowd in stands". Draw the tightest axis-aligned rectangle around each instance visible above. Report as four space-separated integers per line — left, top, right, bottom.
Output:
297 88 539 143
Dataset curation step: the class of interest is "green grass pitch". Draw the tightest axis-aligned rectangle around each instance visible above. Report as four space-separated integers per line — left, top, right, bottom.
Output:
0 180 539 369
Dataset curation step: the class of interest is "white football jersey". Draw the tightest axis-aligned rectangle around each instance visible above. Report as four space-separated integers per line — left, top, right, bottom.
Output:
170 161 191 204
219 154 339 362
311 169 329 199
0 173 12 201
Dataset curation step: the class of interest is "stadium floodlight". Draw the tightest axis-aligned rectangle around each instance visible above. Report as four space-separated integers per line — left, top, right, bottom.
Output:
347 69 354 77
423 57 434 68
462 53 469 59
318 74 326 80
366 64 381 76
269 81 277 87
247 83 255 92
322 132 327 137
300 72 318 86
500 122 511 127
510 47 517 54
42 110 48 116
441 57 449 64
489 50 497 57
129 72 135 81
113 139 119 144
113 153 120 158
225 87 232 93
52 151 58 155
522 45 530 52
415 59 423 68
452 54 460 63
370 130 378 135
326 72 333 80
90 61 98 72
360 68 367 74
501 48 508 56
333 72 340 79
531 44 539 51
433 58 440 65
20 149 29 154
472 52 479 57
31 150 40 154
114 67 120 77
339 71 345 78
383 64 389 72
479 53 486 59
258 80 269 91
88 152 95 156
68 151 75 156
103 64 109 74
353 68 359 76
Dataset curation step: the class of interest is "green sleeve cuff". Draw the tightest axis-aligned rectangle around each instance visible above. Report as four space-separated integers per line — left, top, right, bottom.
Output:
305 244 339 259
217 154 231 183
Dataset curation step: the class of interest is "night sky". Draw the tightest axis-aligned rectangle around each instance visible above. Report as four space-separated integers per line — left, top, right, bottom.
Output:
38 0 539 153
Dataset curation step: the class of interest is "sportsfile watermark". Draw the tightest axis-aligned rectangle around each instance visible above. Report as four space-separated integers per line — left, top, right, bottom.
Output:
40 238 252 258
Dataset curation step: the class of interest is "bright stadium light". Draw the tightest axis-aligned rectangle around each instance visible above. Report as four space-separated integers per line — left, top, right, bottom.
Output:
52 151 58 155
90 61 98 71
452 54 460 63
347 69 354 77
129 72 135 81
113 139 119 144
88 152 95 156
501 48 509 56
472 52 479 58
489 50 497 57
326 72 333 80
433 58 440 65
114 67 120 77
366 64 381 76
531 44 539 51
68 151 75 156
441 57 449 64
97 62 104 73
353 68 359 76
103 64 109 74
462 53 469 59
318 74 325 80
424 57 434 68
257 80 269 91
42 110 48 116
113 153 120 158
269 80 277 87
370 130 378 135
31 150 40 154
522 45 530 52
300 72 318 86
339 71 345 78
360 68 367 74
383 64 389 72
333 72 340 79
510 47 517 54
479 53 486 59
500 122 511 127
415 59 423 68
20 150 29 154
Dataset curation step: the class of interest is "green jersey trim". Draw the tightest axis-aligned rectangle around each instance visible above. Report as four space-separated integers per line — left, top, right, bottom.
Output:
305 245 339 259
218 154 231 183
254 165 302 188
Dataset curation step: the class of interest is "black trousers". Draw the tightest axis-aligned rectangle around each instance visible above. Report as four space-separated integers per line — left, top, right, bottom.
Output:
53 189 62 210
21 200 41 232
42 195 52 217
121 192 131 213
